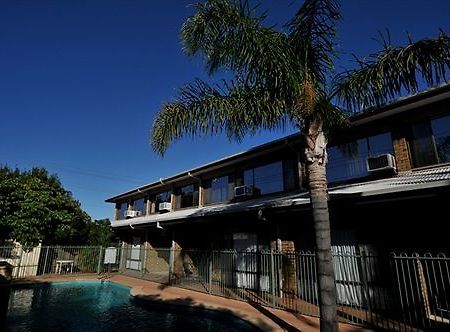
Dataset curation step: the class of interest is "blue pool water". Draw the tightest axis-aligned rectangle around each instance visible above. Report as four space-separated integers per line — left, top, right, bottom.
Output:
5 281 257 331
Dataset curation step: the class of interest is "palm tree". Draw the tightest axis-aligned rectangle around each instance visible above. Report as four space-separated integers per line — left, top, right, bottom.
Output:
150 1 450 330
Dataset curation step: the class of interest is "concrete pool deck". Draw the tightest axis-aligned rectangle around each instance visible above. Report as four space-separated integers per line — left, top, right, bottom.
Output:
12 274 374 332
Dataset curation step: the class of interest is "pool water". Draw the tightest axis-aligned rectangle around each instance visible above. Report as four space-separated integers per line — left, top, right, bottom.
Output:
5 281 256 331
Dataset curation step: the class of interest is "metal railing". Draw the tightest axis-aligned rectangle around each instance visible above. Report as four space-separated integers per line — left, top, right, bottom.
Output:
0 245 121 278
2 244 449 331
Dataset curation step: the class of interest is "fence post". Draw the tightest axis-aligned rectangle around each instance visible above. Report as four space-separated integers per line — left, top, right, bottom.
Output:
169 242 175 285
140 246 146 277
208 252 213 294
270 250 276 308
119 245 126 273
97 247 103 274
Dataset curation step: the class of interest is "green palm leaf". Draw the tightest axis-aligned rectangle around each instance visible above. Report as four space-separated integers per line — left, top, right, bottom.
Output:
335 31 450 110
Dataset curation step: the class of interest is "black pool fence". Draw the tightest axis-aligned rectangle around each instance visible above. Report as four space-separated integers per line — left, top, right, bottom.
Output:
1 244 449 331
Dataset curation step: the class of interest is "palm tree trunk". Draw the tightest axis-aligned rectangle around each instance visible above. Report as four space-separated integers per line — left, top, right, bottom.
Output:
304 119 338 332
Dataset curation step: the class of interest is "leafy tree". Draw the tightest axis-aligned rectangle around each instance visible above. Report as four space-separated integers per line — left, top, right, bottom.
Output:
0 166 91 246
86 219 117 247
150 1 450 330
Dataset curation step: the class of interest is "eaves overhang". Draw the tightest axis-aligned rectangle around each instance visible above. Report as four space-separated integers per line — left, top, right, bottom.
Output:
111 193 310 228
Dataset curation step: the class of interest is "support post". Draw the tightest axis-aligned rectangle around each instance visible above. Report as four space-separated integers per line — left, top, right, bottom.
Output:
97 246 103 274
169 240 175 285
208 253 213 294
270 249 276 308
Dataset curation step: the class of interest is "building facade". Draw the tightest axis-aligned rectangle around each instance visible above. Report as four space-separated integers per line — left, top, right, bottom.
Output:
106 84 450 257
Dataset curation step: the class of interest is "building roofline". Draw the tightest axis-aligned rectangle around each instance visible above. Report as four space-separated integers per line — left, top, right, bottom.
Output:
106 83 450 203
105 132 300 202
349 83 450 125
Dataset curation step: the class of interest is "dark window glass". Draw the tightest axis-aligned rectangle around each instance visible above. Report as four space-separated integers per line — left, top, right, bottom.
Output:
119 202 128 219
133 198 145 215
155 191 171 212
283 159 297 192
175 184 199 209
409 122 437 168
431 115 450 164
368 133 393 156
204 175 233 204
244 161 283 195
327 133 393 183
327 139 368 182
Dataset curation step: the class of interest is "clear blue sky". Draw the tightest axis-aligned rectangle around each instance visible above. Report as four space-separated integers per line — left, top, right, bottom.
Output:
1 0 449 220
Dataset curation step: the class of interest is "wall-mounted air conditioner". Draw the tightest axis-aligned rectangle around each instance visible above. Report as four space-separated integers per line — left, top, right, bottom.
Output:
158 202 172 212
125 210 142 218
367 153 396 173
234 185 254 198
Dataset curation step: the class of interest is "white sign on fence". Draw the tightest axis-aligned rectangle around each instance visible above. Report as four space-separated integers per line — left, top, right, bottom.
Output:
104 247 117 264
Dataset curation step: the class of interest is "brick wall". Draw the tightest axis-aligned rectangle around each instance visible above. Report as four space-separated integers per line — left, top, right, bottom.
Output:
392 130 412 172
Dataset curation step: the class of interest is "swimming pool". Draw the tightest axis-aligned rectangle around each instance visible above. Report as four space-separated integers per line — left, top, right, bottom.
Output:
5 281 257 331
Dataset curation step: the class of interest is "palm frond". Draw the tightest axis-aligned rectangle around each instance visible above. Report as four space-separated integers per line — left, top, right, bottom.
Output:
287 0 341 82
335 31 450 111
151 79 290 155
182 0 296 93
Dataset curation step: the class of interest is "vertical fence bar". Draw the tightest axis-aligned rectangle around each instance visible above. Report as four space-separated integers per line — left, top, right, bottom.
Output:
169 244 174 286
96 246 102 274
208 252 212 294
270 249 276 308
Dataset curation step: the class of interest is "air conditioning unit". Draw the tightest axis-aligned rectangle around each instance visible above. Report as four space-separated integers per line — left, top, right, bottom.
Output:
367 153 396 173
234 185 254 198
158 202 172 212
124 210 141 218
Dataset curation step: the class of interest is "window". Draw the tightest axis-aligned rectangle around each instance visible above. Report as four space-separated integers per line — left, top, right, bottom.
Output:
283 159 297 192
409 115 450 168
204 175 234 204
155 191 171 212
244 161 284 195
431 115 450 164
118 202 128 219
175 184 199 209
132 198 145 215
409 122 437 167
327 132 393 183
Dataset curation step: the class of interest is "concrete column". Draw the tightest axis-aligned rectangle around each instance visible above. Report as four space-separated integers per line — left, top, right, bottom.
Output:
198 180 204 207
145 198 151 216
170 188 177 211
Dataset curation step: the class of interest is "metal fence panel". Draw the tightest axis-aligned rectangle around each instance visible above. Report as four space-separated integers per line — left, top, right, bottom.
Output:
2 244 449 331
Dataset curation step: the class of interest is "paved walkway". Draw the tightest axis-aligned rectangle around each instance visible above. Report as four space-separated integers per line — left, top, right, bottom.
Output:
13 274 374 332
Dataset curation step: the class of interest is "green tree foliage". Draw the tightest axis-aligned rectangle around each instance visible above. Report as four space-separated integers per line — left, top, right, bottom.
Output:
86 218 117 247
0 166 91 246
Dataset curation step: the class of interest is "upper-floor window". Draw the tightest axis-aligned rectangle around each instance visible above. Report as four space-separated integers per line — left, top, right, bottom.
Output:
327 132 393 183
132 198 146 215
155 191 171 212
409 115 450 168
175 184 199 209
433 115 450 164
244 161 284 195
203 175 234 204
118 202 128 219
